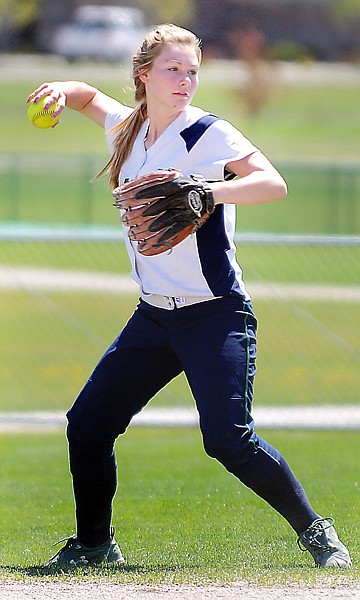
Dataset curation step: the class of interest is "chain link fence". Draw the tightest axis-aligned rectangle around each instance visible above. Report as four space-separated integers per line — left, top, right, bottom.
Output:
1 154 359 413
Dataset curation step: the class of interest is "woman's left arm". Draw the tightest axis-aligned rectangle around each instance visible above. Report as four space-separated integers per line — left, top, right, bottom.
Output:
210 151 287 206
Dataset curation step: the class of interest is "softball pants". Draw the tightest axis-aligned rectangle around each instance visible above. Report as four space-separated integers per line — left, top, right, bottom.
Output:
66 296 318 546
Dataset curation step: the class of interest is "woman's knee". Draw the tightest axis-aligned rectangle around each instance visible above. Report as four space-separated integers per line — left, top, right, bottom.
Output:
202 425 282 487
66 419 117 483
202 423 257 471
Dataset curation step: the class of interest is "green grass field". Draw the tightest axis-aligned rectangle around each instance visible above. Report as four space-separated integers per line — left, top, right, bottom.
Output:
1 239 359 411
0 428 358 584
1 67 360 233
1 65 359 409
0 59 359 586
2 68 360 160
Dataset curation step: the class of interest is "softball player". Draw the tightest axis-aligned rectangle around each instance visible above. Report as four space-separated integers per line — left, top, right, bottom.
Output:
27 24 350 569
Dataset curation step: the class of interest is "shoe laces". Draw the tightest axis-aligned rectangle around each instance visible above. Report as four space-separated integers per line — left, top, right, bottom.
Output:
47 534 79 563
297 517 335 553
51 534 77 549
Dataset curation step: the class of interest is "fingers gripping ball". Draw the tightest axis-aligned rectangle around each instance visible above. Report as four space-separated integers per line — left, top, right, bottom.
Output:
112 169 215 256
27 96 60 129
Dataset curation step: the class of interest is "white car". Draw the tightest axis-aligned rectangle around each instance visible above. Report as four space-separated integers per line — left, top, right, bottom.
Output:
52 5 148 62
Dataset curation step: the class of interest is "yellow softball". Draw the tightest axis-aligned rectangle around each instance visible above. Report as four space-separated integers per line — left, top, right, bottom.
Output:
27 96 60 129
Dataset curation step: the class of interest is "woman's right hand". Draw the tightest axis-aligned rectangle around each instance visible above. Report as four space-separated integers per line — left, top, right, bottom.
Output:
26 81 121 128
26 82 67 121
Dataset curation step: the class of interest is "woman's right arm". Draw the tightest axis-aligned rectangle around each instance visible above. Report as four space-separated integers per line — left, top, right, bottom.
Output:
26 81 124 128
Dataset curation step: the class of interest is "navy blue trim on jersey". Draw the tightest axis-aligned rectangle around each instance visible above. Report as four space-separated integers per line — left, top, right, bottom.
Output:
180 112 243 297
196 206 243 297
180 114 238 180
180 114 220 152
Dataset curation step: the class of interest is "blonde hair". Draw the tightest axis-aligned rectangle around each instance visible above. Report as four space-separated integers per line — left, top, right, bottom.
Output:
98 24 202 188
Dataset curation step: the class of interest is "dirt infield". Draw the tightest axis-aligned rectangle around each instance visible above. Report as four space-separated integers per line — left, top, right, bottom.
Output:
1 581 360 600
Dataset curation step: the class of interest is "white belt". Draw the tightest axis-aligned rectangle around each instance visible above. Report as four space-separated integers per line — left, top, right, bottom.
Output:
141 292 218 310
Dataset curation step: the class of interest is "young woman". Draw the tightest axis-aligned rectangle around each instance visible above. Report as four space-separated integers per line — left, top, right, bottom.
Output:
27 24 350 569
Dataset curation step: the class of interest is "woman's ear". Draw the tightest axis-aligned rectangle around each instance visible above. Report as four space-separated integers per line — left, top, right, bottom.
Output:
138 69 149 84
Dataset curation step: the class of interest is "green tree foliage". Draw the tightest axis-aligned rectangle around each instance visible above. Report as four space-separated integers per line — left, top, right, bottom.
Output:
331 0 360 19
0 0 39 27
137 0 195 26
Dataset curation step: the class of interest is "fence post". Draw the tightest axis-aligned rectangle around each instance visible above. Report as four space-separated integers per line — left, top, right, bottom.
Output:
344 168 357 235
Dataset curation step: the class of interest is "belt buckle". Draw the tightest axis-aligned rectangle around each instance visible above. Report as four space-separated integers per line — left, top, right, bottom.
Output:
164 296 175 309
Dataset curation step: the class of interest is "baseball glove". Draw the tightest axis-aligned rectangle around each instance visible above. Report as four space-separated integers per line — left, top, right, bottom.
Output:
112 169 215 256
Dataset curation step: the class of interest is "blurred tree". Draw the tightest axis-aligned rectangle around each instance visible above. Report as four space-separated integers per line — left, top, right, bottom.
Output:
137 0 195 26
0 0 39 49
330 0 360 59
0 0 39 28
331 0 360 18
228 20 273 117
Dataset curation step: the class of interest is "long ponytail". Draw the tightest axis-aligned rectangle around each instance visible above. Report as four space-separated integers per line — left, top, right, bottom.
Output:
98 24 202 188
97 102 147 188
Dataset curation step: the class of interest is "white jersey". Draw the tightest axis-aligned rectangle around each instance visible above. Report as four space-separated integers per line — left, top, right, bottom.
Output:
105 104 258 301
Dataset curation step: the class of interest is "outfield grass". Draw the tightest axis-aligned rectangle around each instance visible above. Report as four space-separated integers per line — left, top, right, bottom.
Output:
1 240 360 284
1 289 359 411
2 71 360 160
1 71 360 233
0 63 359 590
1 237 359 411
0 428 358 584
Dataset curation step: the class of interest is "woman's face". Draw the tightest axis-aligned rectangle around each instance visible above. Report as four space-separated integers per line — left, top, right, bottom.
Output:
140 43 200 113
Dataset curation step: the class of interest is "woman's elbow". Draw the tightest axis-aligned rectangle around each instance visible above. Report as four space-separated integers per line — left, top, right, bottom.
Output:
275 176 288 200
280 179 288 199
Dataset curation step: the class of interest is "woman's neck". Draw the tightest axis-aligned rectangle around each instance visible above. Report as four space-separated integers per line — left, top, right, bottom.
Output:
145 108 183 149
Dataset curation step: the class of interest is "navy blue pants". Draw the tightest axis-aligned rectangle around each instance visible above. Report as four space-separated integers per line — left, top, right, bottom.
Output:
67 296 318 544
